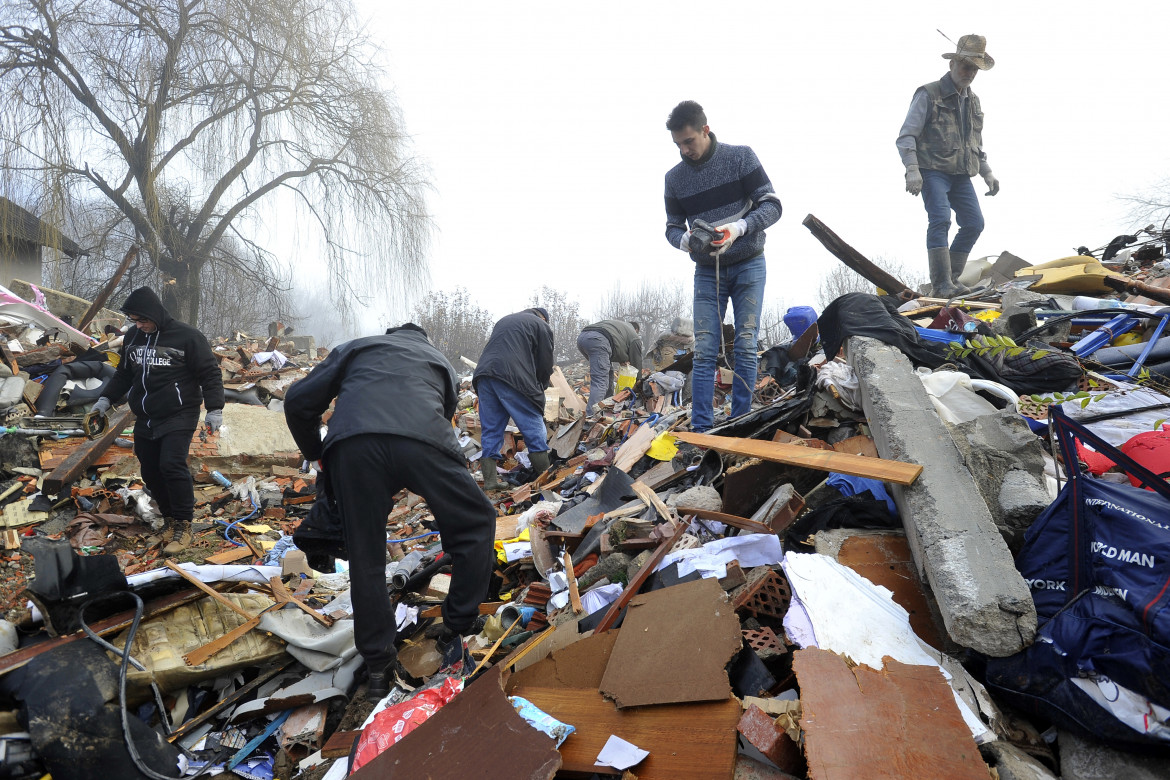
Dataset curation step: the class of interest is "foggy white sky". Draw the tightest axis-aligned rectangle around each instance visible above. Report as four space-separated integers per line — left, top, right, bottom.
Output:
345 0 1170 328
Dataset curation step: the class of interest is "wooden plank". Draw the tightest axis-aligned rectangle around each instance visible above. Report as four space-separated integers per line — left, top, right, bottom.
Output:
42 408 134 494
321 729 362 759
205 545 255 565
563 551 583 614
675 505 773 535
673 432 922 486
511 686 740 780
612 423 656 472
167 659 296 743
802 214 917 300
269 576 333 627
164 561 255 620
419 601 506 619
630 480 677 527
596 518 691 633
184 614 264 667
550 366 586 413
78 245 139 330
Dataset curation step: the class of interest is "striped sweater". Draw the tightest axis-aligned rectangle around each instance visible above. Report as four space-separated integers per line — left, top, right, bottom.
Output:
664 134 782 267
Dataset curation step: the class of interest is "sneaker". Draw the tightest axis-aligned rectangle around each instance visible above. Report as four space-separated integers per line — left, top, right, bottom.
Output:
163 527 193 555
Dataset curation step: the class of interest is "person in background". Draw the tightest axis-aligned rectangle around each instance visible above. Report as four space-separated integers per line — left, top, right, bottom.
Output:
576 319 642 415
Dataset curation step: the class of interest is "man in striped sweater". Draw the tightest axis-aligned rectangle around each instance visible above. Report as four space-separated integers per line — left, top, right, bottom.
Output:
664 100 782 432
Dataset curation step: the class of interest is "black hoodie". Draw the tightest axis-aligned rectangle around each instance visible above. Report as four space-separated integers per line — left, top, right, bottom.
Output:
100 287 225 438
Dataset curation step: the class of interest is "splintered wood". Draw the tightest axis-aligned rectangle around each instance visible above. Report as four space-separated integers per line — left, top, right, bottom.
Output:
794 648 988 780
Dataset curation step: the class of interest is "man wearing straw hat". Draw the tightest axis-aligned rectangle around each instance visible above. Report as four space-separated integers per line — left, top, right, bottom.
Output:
897 34 1000 298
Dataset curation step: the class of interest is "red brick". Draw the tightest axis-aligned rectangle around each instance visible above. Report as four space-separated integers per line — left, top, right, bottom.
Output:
736 704 805 776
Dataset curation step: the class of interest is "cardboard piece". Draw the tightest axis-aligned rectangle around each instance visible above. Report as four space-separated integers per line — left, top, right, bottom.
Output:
794 648 989 780
505 630 618 692
599 578 741 708
349 667 561 779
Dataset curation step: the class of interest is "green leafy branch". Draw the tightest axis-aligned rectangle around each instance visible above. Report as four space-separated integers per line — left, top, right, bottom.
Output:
1028 390 1108 409
945 334 1052 362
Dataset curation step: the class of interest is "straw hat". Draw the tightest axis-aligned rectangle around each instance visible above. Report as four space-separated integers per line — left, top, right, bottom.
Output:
943 34 994 70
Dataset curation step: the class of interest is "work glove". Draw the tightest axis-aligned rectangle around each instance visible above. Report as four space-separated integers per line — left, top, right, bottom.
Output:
91 397 111 417
204 409 223 433
678 231 691 252
983 172 1000 196
905 165 923 196
712 219 746 256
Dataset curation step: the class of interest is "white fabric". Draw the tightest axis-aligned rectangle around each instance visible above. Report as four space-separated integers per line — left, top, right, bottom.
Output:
916 368 999 425
815 360 862 410
656 533 783 580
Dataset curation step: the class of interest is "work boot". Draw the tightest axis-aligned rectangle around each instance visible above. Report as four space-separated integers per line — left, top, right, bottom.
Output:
158 517 176 543
928 246 969 299
481 458 506 492
163 522 194 555
528 449 551 477
365 655 399 703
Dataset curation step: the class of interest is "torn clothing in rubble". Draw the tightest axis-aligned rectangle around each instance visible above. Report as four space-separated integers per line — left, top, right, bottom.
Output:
283 328 465 465
818 293 949 368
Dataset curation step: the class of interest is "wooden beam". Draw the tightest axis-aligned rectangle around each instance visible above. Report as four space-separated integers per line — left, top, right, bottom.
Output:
674 431 923 485
675 505 773 535
802 214 917 300
78 245 139 330
42 408 134 494
563 551 583 614
596 518 691 633
1103 274 1170 307
164 560 255 620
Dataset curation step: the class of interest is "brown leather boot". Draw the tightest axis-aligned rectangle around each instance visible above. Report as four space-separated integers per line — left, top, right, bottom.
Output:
163 523 193 555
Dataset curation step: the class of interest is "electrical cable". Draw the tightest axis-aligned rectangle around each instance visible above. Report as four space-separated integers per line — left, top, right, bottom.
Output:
386 530 439 545
79 592 215 779
215 496 261 547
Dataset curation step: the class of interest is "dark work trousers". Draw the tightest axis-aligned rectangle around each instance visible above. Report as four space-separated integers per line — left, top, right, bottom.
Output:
134 429 197 523
326 433 496 672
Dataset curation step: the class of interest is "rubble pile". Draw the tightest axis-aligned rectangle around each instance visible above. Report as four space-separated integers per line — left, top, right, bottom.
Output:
2 226 1170 779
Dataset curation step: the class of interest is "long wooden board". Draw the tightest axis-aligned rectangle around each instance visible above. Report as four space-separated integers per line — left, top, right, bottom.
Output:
42 408 134 493
673 432 922 485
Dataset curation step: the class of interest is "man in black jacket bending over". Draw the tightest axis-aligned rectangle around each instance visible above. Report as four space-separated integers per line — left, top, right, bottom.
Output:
92 287 224 555
283 324 496 701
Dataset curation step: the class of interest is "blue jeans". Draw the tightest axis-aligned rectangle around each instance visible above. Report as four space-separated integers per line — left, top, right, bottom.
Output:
921 170 984 253
576 330 613 415
692 254 766 432
477 377 549 460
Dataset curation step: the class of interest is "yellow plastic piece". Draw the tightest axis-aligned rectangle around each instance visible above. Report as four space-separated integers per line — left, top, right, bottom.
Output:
646 432 679 461
494 527 531 563
972 310 1001 322
1112 332 1142 347
1014 256 1113 294
616 365 638 392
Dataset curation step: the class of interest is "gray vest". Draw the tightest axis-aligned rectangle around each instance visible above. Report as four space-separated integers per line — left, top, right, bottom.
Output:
916 77 984 176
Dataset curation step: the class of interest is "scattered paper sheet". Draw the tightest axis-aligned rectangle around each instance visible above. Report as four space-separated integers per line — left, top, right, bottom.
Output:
656 532 784 579
594 735 649 770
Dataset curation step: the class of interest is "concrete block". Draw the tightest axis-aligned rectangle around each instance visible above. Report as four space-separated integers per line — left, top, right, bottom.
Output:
666 484 722 512
0 377 26 409
848 336 1036 656
1058 730 1170 780
949 409 1054 551
8 279 122 326
211 405 300 456
978 742 1057 780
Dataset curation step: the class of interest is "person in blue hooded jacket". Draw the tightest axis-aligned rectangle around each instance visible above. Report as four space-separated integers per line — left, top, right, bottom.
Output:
92 287 224 554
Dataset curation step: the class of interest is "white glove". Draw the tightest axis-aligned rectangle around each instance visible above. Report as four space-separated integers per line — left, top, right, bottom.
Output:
905 165 923 196
204 409 223 433
678 231 691 252
712 220 746 255
983 172 1000 196
91 397 111 416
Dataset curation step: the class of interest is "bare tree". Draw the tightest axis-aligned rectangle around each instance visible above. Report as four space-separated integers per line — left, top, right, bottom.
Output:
411 287 494 366
0 0 429 327
530 286 587 365
1118 177 1170 234
815 258 926 310
595 281 690 355
758 299 792 349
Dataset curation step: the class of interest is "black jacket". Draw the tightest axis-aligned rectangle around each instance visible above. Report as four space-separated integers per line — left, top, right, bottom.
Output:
283 329 465 464
472 309 554 412
101 287 224 438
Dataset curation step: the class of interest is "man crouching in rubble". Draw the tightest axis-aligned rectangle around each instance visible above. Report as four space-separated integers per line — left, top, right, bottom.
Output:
91 287 224 555
284 323 496 701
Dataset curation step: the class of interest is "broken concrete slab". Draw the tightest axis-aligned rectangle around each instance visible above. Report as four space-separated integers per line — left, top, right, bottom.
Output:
948 409 1053 550
794 648 989 780
848 336 1036 656
209 405 300 456
599 577 741 708
1058 730 1170 780
350 667 561 779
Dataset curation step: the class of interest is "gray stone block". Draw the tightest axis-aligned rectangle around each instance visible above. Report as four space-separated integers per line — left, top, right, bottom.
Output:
949 410 1053 551
0 376 26 409
979 742 1057 780
1059 731 1170 780
848 336 1036 656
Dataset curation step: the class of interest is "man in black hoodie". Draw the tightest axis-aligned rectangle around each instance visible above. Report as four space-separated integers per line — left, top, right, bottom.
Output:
284 324 496 701
92 288 224 554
